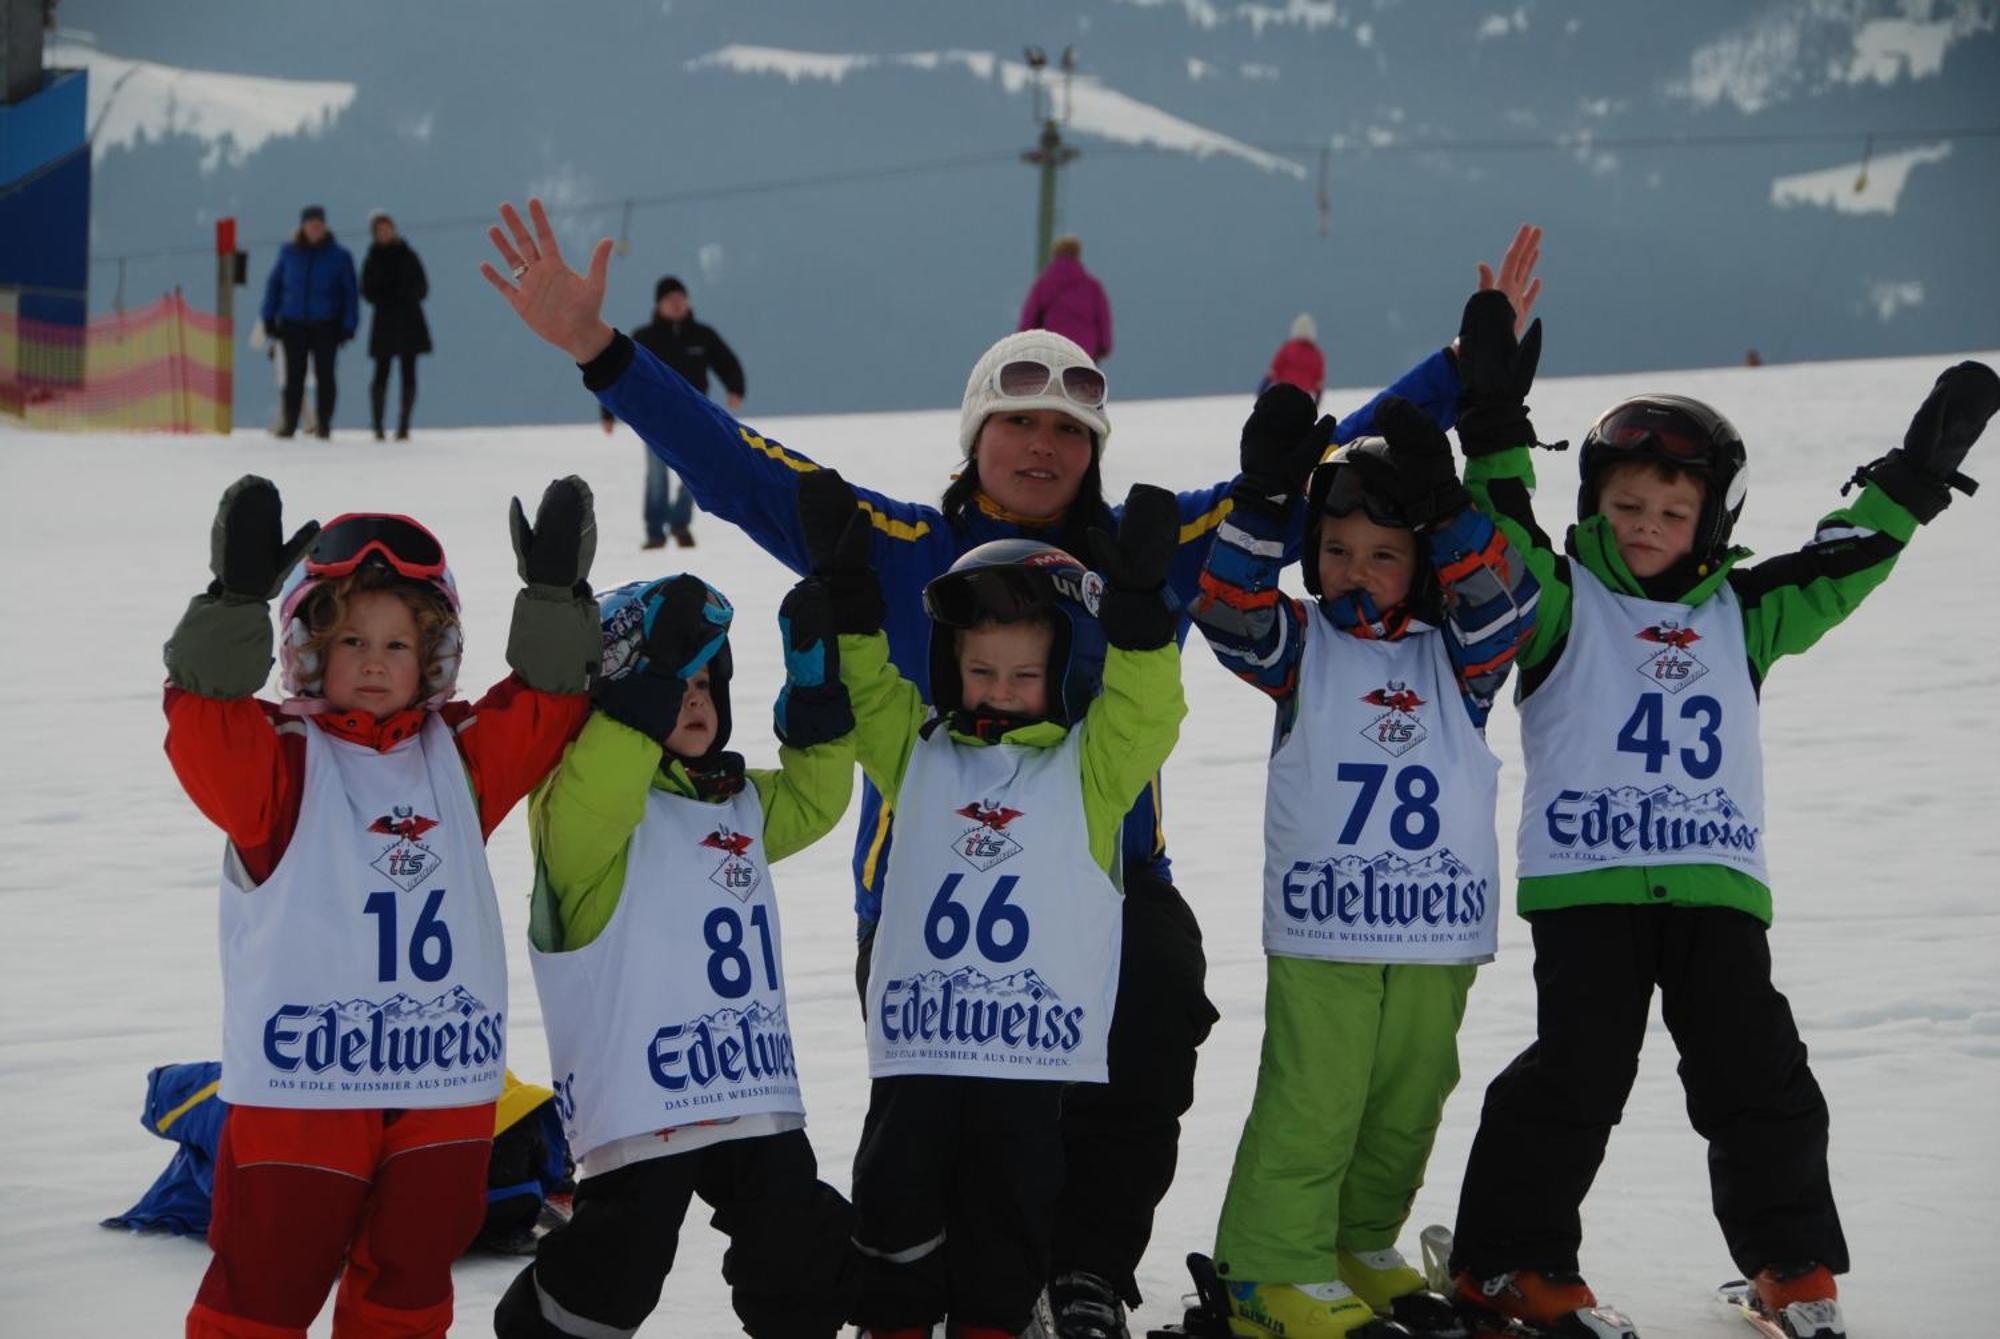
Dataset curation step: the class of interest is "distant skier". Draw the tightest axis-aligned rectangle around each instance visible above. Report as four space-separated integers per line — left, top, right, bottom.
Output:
1445 289 2000 1339
1260 312 1326 406
360 210 432 441
598 276 745 549
1018 234 1113 361
260 205 357 439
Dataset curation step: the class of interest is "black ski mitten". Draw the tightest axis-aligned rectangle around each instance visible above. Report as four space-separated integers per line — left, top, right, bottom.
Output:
1454 289 1548 457
1848 361 1999 522
164 476 319 699
506 475 601 694
1086 483 1182 651
796 467 886 634
1236 383 1335 512
1375 396 1472 529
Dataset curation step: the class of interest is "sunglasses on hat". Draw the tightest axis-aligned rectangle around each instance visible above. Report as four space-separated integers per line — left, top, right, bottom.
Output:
994 358 1107 411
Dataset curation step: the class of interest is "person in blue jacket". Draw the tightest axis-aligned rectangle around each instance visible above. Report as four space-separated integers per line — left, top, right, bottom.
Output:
481 198 1545 1339
260 204 359 439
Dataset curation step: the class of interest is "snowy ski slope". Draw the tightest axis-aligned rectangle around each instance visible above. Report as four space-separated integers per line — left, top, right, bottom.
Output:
1 350 1994 1335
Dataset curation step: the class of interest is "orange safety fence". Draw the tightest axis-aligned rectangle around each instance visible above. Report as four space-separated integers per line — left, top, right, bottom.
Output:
0 290 231 433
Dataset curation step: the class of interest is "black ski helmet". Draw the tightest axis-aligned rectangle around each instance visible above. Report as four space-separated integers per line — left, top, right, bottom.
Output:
1300 436 1438 616
1577 394 1748 563
923 539 1107 725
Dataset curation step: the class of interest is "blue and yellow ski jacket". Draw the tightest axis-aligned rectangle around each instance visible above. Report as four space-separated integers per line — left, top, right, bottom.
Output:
586 333 1465 926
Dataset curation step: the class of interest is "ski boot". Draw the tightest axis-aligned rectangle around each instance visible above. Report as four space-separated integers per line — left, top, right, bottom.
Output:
1047 1270 1130 1338
1339 1248 1468 1338
1451 1270 1639 1338
1145 1254 1413 1338
1715 1264 1843 1339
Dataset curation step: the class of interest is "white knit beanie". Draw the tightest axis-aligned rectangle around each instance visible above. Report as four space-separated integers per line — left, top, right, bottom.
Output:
958 329 1112 457
1290 311 1317 342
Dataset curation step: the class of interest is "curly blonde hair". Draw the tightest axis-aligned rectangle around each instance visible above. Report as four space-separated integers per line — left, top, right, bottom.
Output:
294 566 460 701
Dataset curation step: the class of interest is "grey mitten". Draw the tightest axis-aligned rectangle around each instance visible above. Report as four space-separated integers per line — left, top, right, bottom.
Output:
164 476 318 698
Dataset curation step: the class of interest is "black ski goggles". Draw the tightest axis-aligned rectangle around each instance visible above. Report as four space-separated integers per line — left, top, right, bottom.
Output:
306 512 447 580
924 563 1086 628
1590 403 1721 467
1311 456 1410 529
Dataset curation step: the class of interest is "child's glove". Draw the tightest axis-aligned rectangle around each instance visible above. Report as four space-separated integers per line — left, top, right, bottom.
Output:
210 474 320 602
773 579 856 748
591 575 728 741
1236 383 1336 510
506 476 602 695
510 475 597 593
1848 361 1999 522
1086 483 1182 651
796 468 885 634
1374 396 1472 530
164 477 319 699
1454 289 1550 457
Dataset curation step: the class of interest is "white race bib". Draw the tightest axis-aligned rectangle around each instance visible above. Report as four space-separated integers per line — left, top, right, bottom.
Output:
218 715 507 1108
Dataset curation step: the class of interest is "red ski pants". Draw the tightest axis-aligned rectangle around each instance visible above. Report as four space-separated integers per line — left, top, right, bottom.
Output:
186 1102 493 1339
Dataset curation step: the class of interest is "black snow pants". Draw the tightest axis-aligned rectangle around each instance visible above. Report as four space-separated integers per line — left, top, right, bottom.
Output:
1451 903 1848 1281
854 868 1218 1309
494 1129 857 1338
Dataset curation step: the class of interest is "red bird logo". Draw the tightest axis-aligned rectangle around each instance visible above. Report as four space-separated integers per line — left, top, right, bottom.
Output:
1362 685 1427 714
368 811 439 841
956 802 1025 831
701 828 755 857
1636 624 1702 650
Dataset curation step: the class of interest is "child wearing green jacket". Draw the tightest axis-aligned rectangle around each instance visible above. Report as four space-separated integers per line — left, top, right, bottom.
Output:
1444 290 1999 1339
494 573 860 1339
790 469 1187 1339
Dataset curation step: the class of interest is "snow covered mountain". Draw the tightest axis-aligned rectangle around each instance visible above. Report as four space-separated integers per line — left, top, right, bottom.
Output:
49 0 2000 431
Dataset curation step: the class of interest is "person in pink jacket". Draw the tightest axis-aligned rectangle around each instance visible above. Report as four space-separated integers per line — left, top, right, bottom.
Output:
1017 235 1113 360
1262 312 1326 406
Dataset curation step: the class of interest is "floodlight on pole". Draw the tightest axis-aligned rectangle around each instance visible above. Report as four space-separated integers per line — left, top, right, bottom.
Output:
1020 42 1081 275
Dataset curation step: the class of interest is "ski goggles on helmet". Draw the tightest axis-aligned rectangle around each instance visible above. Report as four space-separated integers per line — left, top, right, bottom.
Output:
305 513 449 581
924 553 1093 628
992 358 1108 411
1587 401 1724 468
1317 466 1410 528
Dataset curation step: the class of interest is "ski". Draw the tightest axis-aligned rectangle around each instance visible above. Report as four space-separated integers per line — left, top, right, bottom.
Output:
1144 1252 1423 1338
1713 1279 1843 1339
1456 1305 1641 1339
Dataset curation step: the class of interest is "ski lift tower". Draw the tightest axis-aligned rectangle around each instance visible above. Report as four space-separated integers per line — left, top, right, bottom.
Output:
1021 44 1080 274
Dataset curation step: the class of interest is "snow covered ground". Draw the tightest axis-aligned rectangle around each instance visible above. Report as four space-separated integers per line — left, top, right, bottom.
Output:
2 350 1995 1336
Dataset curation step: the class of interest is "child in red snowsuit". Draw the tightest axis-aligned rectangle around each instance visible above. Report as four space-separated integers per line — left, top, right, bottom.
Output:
163 475 600 1339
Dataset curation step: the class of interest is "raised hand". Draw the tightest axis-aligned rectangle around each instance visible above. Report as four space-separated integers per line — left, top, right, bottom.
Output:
210 475 318 601
1374 397 1471 529
1455 289 1548 457
1087 483 1182 650
1855 360 2000 521
509 475 597 591
796 468 885 634
1475 223 1543 338
643 575 733 682
1238 383 1336 507
479 198 618 363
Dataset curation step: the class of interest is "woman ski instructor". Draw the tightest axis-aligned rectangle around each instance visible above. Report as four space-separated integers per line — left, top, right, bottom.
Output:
480 198 1543 1339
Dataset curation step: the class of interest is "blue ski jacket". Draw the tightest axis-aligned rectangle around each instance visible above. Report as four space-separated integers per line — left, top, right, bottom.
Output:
261 235 358 334
586 335 1465 926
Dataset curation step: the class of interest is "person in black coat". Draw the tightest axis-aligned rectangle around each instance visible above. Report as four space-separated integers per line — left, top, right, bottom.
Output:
599 276 746 548
360 211 433 441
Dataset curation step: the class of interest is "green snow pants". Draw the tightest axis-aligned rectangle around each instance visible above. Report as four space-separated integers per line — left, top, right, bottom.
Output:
1213 956 1477 1282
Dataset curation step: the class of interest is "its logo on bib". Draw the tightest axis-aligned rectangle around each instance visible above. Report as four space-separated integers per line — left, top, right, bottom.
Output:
878 965 1086 1057
950 800 1026 872
1634 622 1708 693
1359 682 1428 758
649 1000 798 1101
1545 784 1759 858
700 826 761 901
368 807 443 891
1281 848 1489 932
262 986 504 1090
